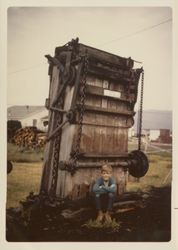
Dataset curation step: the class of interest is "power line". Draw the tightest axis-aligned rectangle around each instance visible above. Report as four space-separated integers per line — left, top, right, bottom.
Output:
7 18 171 75
97 18 172 47
8 63 47 75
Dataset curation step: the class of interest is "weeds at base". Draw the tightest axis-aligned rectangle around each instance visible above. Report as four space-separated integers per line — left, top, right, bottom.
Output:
82 219 121 232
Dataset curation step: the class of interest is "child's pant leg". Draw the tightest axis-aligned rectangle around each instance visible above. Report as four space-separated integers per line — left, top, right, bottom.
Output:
95 193 115 211
95 193 102 210
107 192 115 211
95 193 108 210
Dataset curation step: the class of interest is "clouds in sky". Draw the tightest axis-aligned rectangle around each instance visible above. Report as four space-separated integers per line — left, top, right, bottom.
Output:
7 7 172 110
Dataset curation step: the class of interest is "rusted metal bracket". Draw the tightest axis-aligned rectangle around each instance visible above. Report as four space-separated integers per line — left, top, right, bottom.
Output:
80 153 129 158
46 109 77 142
46 119 69 142
50 107 67 113
45 54 64 72
58 150 149 178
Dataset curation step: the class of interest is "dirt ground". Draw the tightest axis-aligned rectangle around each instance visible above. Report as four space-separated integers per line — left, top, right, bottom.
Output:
6 185 171 242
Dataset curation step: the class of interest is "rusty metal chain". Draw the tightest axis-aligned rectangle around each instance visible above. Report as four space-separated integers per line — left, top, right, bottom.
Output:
69 54 88 174
49 98 64 197
138 70 144 151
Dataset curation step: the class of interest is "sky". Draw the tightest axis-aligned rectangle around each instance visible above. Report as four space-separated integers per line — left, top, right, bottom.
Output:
7 7 172 111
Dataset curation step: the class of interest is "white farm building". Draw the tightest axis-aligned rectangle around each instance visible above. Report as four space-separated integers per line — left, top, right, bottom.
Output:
7 106 48 131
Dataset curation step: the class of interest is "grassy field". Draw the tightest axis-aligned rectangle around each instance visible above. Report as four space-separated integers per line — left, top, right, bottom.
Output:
7 162 43 208
6 143 172 208
7 143 44 162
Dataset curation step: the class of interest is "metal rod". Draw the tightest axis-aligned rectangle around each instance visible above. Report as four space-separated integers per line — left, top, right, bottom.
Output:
70 61 84 109
138 70 144 150
51 79 69 107
58 160 133 170
80 153 129 158
46 120 68 142
50 107 67 113
76 161 130 168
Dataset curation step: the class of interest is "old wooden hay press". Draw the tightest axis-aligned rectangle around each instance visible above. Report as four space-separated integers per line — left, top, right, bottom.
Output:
40 38 149 202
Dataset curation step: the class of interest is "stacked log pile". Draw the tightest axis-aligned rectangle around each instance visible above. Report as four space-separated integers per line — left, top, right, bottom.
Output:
13 127 46 149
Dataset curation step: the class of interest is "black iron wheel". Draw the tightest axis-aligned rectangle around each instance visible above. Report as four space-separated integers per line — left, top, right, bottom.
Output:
7 160 13 174
129 150 149 178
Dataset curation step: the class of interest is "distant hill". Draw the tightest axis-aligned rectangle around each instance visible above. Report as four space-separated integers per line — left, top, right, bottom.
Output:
134 110 172 131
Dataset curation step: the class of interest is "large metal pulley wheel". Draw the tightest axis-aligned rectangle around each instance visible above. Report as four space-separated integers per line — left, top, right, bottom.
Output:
7 160 13 174
129 150 149 178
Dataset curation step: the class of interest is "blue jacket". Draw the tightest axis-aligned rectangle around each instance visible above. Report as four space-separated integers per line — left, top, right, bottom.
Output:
93 176 117 194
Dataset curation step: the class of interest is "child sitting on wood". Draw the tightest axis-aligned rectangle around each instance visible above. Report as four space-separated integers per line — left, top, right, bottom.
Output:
93 164 117 223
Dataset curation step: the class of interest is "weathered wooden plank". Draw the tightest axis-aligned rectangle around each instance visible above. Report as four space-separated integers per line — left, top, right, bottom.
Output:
70 62 84 109
61 207 91 219
56 84 78 198
40 66 62 193
79 104 134 116
87 64 135 83
59 86 75 160
69 168 100 199
107 99 128 113
71 166 126 200
113 167 127 195
85 84 104 96
109 81 124 92
93 77 103 87
84 85 132 108
78 43 134 69
86 75 96 86
80 125 128 154
84 95 102 108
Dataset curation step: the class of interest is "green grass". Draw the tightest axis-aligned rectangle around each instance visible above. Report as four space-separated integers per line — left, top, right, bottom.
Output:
82 218 121 232
7 143 44 162
128 141 172 153
7 142 172 209
7 162 42 208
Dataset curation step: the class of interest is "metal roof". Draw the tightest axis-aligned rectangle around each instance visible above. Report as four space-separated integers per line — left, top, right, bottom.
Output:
7 105 46 120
